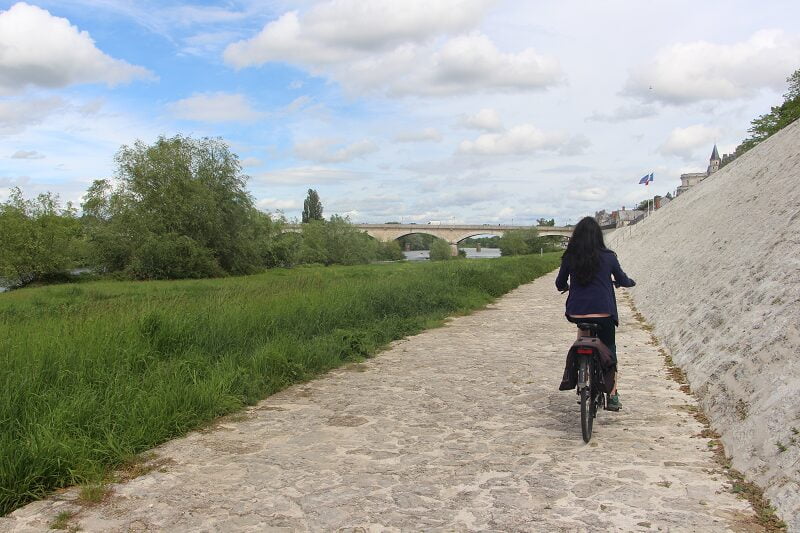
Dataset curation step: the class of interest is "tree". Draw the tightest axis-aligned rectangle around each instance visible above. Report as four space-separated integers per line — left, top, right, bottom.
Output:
396 233 437 251
299 216 378 266
376 240 405 261
83 135 270 278
536 218 555 226
302 189 323 223
0 188 81 286
428 238 453 261
499 228 543 256
734 68 800 156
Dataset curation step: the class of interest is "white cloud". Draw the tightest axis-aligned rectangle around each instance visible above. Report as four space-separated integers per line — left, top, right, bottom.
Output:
462 108 503 131
240 157 262 168
282 95 312 113
168 92 263 122
393 128 442 143
224 1 560 97
458 124 568 155
659 124 721 160
0 2 154 93
253 166 369 185
257 197 299 211
0 96 66 136
10 149 44 159
224 0 493 67
626 30 800 104
567 187 607 202
587 104 657 123
347 33 562 96
293 138 378 163
181 30 241 56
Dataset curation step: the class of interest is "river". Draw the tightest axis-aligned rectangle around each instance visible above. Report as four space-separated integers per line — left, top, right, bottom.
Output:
403 247 502 261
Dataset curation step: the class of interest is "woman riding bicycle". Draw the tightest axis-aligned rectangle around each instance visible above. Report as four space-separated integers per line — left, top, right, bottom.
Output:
555 217 635 411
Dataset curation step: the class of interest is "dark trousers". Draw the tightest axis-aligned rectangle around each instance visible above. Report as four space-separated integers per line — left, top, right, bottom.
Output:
568 316 616 365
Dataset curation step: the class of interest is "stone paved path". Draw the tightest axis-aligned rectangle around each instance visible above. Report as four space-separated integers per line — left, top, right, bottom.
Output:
1 273 762 532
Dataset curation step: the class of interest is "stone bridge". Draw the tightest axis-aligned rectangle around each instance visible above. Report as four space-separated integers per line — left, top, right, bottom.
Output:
285 224 576 254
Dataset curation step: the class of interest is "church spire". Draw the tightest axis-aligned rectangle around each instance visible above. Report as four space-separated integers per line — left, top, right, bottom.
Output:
707 144 721 175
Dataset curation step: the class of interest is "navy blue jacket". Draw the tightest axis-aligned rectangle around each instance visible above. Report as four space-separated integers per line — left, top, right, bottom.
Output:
555 249 635 326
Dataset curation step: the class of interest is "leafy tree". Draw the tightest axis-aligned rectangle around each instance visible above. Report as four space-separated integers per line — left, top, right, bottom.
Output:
299 216 377 266
536 218 555 226
302 189 324 223
396 233 438 251
429 238 453 261
126 233 223 280
461 235 501 248
0 188 81 286
499 228 541 256
733 68 800 157
84 135 272 278
376 240 405 261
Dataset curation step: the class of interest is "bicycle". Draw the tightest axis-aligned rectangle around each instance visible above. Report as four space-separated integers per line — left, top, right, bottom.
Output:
573 322 609 443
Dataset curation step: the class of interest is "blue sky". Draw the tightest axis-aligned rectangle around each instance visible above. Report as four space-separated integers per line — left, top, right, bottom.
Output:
2 0 799 224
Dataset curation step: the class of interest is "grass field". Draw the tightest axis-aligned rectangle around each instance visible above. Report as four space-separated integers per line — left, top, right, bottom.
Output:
0 254 560 515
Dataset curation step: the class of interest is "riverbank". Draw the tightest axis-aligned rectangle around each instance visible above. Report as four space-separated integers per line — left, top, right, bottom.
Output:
0 272 762 532
0 254 560 516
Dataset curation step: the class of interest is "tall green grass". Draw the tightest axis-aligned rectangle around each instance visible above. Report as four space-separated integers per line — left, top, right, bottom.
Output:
0 254 560 514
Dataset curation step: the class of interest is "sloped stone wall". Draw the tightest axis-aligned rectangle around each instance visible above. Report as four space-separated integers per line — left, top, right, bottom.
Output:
608 120 800 530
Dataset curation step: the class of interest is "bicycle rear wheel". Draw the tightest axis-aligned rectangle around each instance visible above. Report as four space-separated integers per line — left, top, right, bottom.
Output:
579 357 593 442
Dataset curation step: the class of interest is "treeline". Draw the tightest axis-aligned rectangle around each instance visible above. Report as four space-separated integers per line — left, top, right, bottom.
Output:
726 68 800 164
0 136 402 287
498 228 562 256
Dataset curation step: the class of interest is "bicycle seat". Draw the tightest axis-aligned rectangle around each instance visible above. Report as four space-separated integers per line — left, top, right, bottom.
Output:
576 323 602 336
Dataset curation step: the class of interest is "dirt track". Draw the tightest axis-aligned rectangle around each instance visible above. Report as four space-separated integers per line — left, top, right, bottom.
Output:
1 273 761 532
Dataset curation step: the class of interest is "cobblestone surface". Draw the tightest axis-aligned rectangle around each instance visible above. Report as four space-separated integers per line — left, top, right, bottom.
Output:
0 273 761 532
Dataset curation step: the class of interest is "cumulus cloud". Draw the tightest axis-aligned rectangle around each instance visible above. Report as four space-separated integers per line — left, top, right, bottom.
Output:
10 149 44 159
458 124 569 156
658 124 721 160
0 2 154 93
393 128 442 143
224 1 560 97
168 92 263 122
626 30 800 104
224 0 493 66
0 96 66 136
587 104 657 122
293 138 378 163
461 108 503 131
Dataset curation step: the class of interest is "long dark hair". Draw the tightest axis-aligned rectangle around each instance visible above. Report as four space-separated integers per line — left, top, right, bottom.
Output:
563 217 607 285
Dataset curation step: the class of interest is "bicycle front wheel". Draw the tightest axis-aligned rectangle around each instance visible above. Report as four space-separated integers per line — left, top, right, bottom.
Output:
579 357 593 442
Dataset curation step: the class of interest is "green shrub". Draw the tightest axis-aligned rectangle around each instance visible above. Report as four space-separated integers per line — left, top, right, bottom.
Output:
127 233 224 280
376 241 405 261
429 238 453 261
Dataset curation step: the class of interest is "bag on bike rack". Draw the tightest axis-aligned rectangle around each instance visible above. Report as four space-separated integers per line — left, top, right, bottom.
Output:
558 337 616 393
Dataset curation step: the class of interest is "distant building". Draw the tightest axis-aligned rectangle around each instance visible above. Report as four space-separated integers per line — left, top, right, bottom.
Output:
594 209 613 226
676 145 721 196
610 206 645 227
